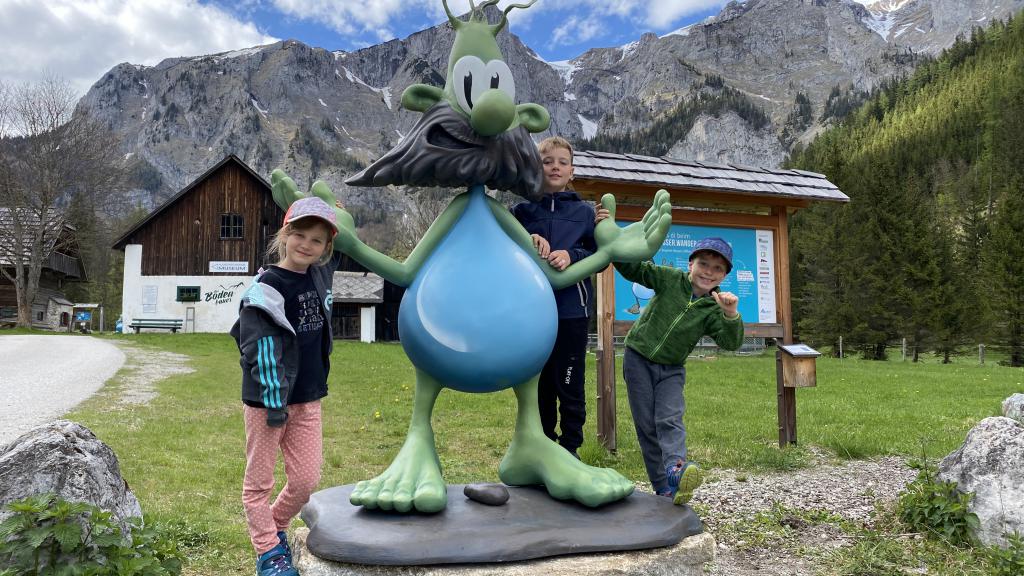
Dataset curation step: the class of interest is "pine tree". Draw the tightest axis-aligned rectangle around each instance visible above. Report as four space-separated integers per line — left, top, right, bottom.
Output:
985 183 1024 366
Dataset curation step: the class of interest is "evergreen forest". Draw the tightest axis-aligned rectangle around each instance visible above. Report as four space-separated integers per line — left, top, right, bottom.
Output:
786 14 1024 364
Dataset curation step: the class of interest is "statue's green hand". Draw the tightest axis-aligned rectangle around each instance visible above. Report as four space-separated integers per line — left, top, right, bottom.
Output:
309 181 355 235
270 169 359 251
270 169 305 210
595 190 672 262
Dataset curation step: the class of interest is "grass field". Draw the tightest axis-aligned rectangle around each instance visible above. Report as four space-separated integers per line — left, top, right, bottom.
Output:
29 333 1024 573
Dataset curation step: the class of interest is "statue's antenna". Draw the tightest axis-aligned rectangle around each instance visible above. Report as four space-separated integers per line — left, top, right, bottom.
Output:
489 0 538 36
441 0 463 29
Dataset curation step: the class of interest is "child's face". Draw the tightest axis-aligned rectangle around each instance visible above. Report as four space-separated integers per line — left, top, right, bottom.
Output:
281 222 331 271
688 251 729 295
540 146 574 193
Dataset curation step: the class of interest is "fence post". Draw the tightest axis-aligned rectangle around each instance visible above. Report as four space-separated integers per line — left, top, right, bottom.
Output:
979 343 985 365
839 336 843 359
902 338 907 361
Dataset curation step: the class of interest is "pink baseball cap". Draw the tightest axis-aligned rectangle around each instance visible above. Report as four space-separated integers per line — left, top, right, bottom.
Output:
283 197 339 236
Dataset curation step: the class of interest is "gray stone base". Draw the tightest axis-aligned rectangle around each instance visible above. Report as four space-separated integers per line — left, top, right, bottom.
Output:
301 484 703 564
293 527 715 576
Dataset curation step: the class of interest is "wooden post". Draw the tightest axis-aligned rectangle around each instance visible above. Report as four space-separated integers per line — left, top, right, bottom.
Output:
596 265 617 451
774 208 797 447
980 343 985 365
839 335 843 359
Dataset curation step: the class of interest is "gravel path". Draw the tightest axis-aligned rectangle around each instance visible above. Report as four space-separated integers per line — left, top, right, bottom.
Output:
696 454 918 575
0 335 125 446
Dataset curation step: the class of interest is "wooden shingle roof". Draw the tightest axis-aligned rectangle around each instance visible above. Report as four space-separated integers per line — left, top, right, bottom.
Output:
572 150 848 204
332 271 384 304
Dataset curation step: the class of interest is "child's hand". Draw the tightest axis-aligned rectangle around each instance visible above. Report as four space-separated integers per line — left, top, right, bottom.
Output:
530 234 551 258
547 249 571 271
595 203 610 224
267 408 288 428
712 291 739 319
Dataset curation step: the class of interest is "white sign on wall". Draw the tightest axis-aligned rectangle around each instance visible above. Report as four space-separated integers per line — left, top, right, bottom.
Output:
209 261 249 273
755 230 777 324
142 285 158 314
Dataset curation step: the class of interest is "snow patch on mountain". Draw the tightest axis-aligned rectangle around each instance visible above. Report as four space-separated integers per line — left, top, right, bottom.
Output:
578 114 597 139
546 59 578 85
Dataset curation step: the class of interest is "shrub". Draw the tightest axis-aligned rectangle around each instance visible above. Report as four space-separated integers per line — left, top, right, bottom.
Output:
987 533 1024 576
0 493 182 576
897 459 979 546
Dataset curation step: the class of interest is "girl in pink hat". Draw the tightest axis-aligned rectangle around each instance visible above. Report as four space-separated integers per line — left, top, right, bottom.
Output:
230 196 341 576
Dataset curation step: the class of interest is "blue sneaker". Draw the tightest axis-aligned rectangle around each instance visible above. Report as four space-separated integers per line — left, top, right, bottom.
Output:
277 531 291 558
666 459 703 505
256 543 298 576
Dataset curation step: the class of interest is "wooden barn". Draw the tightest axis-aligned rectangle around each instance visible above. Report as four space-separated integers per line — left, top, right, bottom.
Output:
0 210 85 330
112 155 400 338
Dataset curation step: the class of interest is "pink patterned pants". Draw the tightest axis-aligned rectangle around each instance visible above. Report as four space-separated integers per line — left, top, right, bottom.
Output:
242 401 322 554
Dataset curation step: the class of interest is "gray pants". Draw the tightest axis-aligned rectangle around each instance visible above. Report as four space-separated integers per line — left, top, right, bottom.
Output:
623 347 687 494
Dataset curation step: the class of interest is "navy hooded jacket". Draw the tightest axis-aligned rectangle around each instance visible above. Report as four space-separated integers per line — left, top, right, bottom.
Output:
512 191 596 319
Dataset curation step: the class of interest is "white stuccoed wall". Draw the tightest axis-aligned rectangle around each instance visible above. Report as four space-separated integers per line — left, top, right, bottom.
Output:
122 244 378 341
360 307 376 343
121 244 252 333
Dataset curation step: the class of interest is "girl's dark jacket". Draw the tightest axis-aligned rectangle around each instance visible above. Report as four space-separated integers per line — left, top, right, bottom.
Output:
512 191 596 319
230 251 342 426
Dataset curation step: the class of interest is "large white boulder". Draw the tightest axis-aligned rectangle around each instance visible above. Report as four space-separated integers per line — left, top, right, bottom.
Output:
1003 393 1024 425
938 416 1024 547
0 420 142 532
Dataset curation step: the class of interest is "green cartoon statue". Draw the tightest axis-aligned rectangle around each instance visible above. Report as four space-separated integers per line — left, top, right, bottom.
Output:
271 0 672 513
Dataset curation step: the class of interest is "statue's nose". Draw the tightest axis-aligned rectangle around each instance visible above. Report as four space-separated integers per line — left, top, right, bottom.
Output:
470 89 515 137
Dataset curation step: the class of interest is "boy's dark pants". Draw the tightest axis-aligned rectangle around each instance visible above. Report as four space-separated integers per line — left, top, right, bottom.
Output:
538 317 589 453
623 347 687 494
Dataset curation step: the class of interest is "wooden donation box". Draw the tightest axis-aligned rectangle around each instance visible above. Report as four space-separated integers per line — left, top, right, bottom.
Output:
778 343 821 388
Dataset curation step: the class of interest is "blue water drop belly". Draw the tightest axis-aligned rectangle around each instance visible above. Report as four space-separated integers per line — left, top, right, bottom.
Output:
399 188 557 393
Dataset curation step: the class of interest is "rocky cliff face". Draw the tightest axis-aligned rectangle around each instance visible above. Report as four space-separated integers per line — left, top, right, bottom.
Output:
77 0 1023 215
863 0 1021 54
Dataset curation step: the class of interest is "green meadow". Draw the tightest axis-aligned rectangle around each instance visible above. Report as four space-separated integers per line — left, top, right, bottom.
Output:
52 334 1021 574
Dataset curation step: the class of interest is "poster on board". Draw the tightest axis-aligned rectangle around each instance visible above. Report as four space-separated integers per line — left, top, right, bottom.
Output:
613 224 777 324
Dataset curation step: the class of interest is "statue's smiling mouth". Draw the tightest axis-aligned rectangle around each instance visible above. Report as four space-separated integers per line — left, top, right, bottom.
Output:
427 120 482 150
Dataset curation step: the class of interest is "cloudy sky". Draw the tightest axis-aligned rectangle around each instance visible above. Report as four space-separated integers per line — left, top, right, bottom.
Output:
0 0 735 99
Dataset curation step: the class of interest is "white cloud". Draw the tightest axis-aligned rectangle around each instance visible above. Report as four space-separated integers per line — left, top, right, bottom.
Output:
534 0 728 30
551 16 601 47
272 0 554 42
641 0 728 29
499 0 729 46
0 0 278 98
272 0 404 35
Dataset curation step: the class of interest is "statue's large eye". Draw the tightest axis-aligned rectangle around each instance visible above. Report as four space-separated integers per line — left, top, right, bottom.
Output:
452 56 515 113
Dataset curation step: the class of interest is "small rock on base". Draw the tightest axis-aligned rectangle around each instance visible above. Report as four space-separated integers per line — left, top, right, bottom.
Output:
464 483 510 506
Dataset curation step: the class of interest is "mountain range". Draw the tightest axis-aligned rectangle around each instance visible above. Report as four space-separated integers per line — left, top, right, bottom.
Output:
76 0 1024 217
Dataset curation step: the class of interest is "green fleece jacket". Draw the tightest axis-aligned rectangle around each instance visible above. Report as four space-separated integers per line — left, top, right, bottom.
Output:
616 261 744 366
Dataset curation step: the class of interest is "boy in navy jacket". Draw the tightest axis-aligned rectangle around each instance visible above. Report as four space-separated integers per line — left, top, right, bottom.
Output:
512 136 595 458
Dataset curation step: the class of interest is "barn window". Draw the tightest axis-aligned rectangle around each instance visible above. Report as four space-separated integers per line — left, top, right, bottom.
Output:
220 214 244 239
177 286 200 302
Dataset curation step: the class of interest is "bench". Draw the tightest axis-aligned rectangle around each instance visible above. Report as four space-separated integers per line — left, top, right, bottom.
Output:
128 318 183 333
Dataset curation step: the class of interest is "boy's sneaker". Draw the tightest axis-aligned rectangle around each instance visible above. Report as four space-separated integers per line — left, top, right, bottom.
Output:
256 543 298 576
666 459 703 506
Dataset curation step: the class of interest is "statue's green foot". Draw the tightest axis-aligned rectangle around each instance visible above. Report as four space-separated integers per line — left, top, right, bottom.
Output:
349 431 446 513
498 434 634 507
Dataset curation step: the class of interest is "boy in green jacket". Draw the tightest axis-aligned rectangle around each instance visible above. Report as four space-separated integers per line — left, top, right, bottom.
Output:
615 237 744 505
